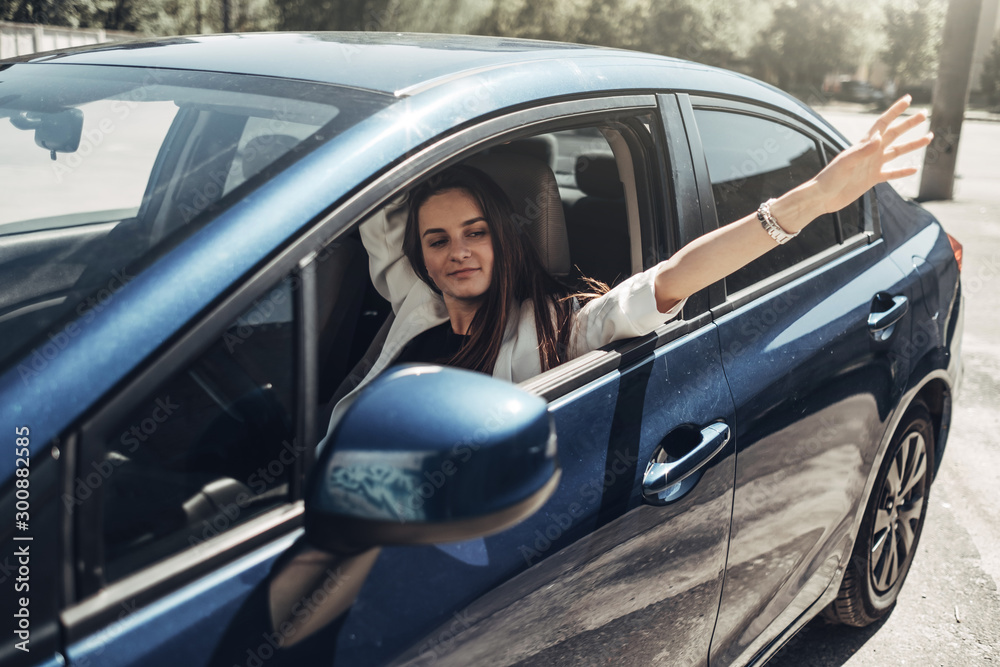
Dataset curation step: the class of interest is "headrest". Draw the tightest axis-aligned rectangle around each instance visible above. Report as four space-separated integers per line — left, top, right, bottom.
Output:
575 154 624 199
486 136 558 169
240 134 299 181
463 153 571 277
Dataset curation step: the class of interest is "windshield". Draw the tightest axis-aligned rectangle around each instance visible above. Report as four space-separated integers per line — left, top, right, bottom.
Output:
0 62 391 372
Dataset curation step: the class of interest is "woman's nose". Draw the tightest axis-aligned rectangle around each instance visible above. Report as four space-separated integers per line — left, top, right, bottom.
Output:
450 238 471 260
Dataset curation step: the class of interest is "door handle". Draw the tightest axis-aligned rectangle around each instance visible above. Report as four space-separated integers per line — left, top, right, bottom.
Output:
868 293 908 336
642 422 730 500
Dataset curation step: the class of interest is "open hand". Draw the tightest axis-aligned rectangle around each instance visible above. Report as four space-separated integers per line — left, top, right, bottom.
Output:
814 95 933 214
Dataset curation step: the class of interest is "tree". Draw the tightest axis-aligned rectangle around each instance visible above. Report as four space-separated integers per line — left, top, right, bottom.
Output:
982 35 1000 106
274 0 399 31
0 0 277 34
473 0 589 43
1 0 100 26
752 0 878 91
882 0 945 89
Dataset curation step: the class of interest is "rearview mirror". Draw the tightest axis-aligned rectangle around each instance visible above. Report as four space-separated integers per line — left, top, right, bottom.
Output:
9 108 84 158
269 364 559 646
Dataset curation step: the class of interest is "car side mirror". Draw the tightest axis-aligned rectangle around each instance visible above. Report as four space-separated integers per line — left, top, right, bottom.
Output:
269 365 559 646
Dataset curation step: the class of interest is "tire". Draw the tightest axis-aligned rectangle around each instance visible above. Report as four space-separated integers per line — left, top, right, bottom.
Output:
823 399 935 626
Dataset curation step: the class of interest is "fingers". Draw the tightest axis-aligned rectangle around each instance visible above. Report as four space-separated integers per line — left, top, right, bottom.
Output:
875 95 913 131
883 109 928 145
884 132 933 160
881 165 919 181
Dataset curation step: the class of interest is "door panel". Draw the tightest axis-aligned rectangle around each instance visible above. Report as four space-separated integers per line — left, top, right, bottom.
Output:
375 324 735 667
66 533 298 667
710 240 917 665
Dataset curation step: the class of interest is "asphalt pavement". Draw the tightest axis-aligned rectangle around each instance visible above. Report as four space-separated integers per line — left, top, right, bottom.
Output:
767 108 1000 665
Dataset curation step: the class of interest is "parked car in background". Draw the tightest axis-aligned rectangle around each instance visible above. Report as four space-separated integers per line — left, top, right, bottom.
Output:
0 33 962 667
836 79 887 105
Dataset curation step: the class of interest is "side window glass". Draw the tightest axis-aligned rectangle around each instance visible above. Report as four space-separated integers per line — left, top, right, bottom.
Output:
93 276 298 582
552 127 633 287
839 198 865 238
824 143 867 240
694 110 839 294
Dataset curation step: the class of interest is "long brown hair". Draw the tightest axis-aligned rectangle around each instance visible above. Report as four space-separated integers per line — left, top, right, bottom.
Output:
403 165 578 375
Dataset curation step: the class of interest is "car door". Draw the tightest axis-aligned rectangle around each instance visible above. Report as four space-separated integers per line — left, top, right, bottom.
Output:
677 97 922 665
62 267 323 667
322 97 736 667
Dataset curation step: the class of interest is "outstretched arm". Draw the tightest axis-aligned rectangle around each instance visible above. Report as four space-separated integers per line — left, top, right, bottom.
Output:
653 96 933 313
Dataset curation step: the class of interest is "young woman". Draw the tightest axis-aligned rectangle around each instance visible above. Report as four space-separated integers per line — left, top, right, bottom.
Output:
333 96 931 418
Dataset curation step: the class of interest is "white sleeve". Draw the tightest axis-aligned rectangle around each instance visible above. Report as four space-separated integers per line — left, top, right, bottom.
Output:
568 264 686 358
358 192 419 314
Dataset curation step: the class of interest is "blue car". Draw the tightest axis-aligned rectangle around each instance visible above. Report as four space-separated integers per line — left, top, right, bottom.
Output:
0 33 963 667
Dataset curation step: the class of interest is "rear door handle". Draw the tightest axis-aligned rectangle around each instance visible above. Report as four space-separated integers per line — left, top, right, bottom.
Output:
642 422 730 502
868 293 908 335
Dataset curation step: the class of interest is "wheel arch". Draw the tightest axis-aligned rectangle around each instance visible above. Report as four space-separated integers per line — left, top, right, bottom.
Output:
913 376 952 481
841 369 954 583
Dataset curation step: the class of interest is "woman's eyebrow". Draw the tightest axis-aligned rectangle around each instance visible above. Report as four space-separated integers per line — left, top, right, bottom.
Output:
421 217 487 237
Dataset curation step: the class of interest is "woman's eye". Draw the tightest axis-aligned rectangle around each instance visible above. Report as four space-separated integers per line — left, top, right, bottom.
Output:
429 239 446 248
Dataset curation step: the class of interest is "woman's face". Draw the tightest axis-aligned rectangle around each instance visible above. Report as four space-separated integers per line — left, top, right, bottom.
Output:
417 188 494 305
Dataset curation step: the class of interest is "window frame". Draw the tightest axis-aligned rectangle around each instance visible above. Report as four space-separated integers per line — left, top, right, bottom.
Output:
307 94 706 403
681 94 882 317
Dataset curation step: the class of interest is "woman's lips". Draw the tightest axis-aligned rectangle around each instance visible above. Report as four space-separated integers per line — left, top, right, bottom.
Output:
449 268 479 277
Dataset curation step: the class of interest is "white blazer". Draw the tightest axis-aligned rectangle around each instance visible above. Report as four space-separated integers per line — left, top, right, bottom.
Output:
327 193 686 426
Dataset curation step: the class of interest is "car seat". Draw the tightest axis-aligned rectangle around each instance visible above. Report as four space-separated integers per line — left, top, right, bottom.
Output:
565 153 631 287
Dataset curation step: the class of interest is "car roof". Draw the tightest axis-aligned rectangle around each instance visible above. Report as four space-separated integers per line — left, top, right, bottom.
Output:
13 32 815 118
11 33 843 145
15 32 593 94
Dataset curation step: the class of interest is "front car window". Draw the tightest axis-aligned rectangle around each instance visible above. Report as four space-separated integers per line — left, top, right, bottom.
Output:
95 274 298 582
0 62 391 373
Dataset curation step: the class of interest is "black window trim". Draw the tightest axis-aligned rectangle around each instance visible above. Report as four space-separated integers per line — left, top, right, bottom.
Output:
666 93 727 312
680 94 883 318
656 93 718 317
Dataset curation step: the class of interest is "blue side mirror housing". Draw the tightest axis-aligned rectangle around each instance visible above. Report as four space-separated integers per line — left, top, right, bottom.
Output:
305 365 559 552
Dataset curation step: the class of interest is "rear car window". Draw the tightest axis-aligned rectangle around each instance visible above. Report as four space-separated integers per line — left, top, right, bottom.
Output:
693 109 839 294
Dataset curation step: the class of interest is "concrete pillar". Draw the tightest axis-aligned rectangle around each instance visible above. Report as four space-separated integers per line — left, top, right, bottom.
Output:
918 0 986 201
